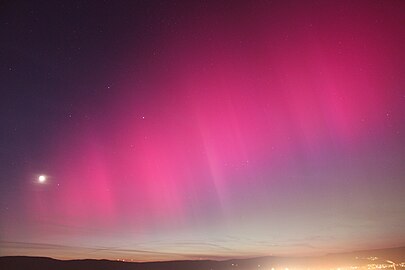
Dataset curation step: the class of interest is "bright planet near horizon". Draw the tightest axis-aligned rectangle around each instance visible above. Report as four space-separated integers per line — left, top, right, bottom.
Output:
38 175 46 183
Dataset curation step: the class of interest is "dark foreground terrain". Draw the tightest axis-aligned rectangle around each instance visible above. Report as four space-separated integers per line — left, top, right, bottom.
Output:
1 247 404 270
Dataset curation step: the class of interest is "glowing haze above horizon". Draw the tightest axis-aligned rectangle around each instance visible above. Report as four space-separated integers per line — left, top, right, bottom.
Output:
0 0 404 261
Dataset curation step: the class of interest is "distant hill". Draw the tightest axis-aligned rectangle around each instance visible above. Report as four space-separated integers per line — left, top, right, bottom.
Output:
1 246 404 270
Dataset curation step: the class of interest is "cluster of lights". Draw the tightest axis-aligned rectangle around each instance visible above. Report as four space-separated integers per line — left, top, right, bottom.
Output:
230 265 290 270
224 261 404 270
328 262 403 270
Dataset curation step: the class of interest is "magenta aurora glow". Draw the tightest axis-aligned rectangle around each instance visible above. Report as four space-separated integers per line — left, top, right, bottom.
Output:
0 0 404 261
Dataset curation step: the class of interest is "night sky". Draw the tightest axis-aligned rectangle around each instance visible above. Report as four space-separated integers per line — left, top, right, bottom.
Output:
1 0 405 261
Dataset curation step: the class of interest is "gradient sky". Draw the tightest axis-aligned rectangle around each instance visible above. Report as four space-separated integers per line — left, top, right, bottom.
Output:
1 0 405 261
